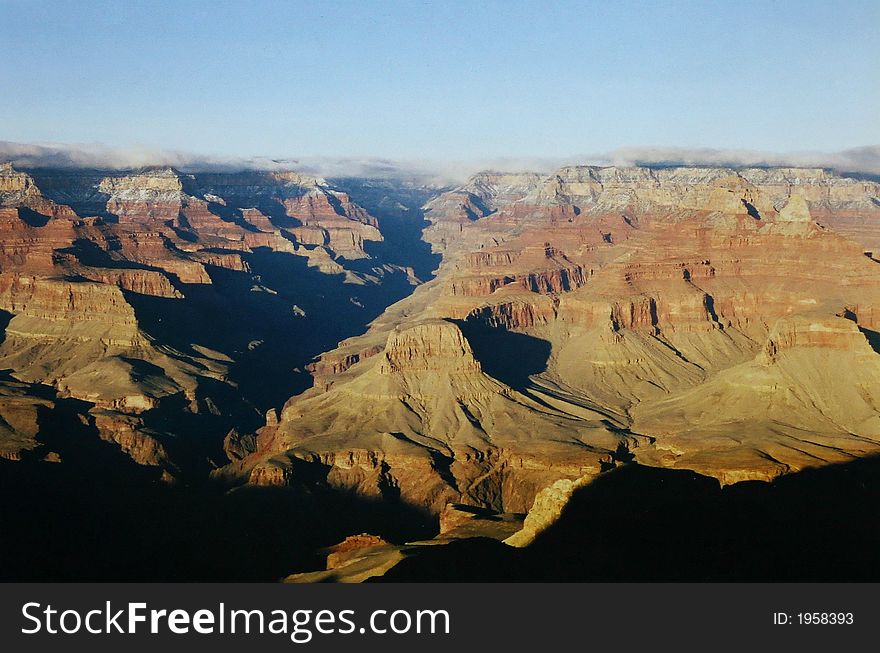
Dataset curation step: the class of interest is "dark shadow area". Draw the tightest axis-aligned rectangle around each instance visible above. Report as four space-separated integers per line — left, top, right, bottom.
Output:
463 193 493 220
839 171 880 183
859 327 880 354
5 395 880 582
25 168 118 221
168 218 199 243
456 319 551 390
744 200 761 220
0 309 11 347
371 538 521 583
17 207 51 227
703 292 720 322
58 238 154 269
377 459 880 582
125 250 415 414
329 178 442 281
204 201 261 232
0 401 435 581
183 174 302 230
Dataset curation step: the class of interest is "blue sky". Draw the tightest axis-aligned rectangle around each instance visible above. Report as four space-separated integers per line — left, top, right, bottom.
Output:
0 0 877 161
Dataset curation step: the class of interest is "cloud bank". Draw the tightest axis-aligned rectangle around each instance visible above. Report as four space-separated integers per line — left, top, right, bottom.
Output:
0 141 288 173
1 140 878 184
0 141 566 183
595 146 880 176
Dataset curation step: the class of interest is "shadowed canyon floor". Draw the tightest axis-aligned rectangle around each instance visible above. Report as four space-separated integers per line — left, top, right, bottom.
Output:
3 452 879 581
1 162 880 580
371 457 880 582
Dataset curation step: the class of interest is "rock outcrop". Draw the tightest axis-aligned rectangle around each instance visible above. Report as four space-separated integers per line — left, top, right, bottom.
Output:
232 164 880 530
0 162 408 480
4 160 880 577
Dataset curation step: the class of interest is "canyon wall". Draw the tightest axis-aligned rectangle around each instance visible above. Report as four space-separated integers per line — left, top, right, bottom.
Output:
5 160 880 554
233 165 880 523
0 163 421 478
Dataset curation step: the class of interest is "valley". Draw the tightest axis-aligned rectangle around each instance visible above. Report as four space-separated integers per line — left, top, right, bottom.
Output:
1 161 879 581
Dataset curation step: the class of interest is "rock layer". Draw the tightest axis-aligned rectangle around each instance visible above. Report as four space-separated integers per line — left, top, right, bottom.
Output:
233 164 880 525
4 161 880 565
0 163 410 480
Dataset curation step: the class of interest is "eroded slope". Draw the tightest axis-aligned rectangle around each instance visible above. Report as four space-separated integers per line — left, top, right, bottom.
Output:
233 165 880 523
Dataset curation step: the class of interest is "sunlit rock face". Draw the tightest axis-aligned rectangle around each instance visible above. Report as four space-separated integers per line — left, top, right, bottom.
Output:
4 160 880 565
233 164 880 522
0 163 417 478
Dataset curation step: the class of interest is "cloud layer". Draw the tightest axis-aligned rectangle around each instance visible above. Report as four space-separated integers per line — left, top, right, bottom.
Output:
1 140 878 184
596 146 880 175
0 141 287 173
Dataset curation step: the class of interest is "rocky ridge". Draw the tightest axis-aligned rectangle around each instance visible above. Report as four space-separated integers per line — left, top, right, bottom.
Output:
4 160 880 581
0 163 419 478
231 165 880 543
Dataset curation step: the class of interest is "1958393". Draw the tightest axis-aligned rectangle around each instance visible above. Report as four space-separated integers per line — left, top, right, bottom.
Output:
773 612 854 625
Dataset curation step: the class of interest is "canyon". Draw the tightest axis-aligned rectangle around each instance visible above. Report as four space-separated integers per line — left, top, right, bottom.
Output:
1 161 880 581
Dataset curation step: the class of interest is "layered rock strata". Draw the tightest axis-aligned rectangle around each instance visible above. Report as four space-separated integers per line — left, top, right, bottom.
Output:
232 165 880 526
0 163 407 478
